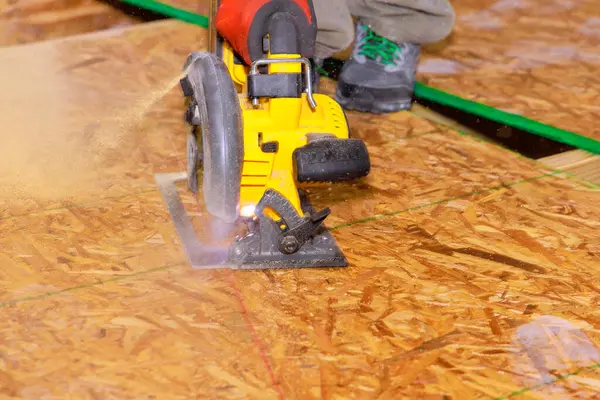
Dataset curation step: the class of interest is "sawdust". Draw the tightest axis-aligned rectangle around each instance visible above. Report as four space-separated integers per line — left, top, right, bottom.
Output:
0 43 185 203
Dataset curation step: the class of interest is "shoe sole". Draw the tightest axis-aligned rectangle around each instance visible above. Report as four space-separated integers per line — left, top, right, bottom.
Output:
334 86 412 114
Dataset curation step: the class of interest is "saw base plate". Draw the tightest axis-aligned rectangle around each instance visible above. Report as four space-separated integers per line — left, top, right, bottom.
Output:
155 172 347 270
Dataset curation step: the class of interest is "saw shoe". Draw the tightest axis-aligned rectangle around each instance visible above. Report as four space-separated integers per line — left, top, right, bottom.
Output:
335 22 420 113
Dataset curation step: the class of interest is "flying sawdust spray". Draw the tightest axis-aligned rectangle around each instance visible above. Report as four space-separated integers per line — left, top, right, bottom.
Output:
0 57 186 203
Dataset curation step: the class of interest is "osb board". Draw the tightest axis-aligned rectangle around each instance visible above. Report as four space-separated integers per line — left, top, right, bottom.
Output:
418 0 600 142
0 0 139 46
1 20 600 399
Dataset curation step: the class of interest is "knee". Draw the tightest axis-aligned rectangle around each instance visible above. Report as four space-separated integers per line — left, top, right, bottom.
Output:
409 4 455 44
313 0 354 57
364 0 455 45
433 4 456 42
317 20 354 53
411 0 456 43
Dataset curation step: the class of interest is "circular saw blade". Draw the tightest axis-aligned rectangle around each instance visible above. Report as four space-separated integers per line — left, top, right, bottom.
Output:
183 52 244 223
186 129 200 195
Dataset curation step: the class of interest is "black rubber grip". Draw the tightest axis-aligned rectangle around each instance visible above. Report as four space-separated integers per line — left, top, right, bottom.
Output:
293 138 370 182
246 0 317 62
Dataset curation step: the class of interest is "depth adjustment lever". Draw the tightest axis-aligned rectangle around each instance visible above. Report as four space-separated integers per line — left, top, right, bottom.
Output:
254 189 330 255
278 208 330 254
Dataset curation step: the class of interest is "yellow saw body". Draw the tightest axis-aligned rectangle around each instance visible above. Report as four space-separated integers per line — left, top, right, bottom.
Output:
178 0 370 268
221 43 349 218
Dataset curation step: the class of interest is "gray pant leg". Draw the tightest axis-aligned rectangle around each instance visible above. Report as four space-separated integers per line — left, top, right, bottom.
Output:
313 0 354 59
313 0 455 58
348 0 455 44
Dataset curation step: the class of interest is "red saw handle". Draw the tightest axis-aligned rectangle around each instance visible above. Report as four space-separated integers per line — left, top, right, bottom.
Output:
215 0 317 65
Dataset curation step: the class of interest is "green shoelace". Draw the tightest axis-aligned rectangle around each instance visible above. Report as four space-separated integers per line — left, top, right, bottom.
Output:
356 25 402 66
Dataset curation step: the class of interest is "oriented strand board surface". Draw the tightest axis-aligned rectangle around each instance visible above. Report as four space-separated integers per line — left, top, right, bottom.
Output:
0 0 139 46
418 0 600 142
1 20 600 399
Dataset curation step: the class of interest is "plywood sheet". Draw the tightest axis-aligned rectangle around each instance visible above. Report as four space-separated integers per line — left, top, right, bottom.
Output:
0 0 139 46
1 20 600 399
418 0 600 142
1 265 282 399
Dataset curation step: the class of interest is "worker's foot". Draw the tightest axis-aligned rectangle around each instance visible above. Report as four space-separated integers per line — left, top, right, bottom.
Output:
335 22 420 113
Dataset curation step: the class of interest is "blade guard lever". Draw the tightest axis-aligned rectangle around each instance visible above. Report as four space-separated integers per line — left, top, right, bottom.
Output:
254 189 330 254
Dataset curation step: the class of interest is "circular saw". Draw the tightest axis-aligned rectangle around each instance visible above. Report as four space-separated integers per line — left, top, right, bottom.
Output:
178 0 371 268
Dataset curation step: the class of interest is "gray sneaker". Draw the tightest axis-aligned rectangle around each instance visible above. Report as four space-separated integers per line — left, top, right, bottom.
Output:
335 22 420 113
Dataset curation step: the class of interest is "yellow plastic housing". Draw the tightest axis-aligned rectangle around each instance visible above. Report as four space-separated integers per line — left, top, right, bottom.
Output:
220 42 350 217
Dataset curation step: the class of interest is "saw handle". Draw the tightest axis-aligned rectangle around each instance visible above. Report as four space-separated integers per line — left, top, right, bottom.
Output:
267 11 299 55
215 0 317 65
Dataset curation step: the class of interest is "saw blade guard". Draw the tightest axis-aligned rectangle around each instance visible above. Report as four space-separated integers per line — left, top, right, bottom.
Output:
183 52 244 223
